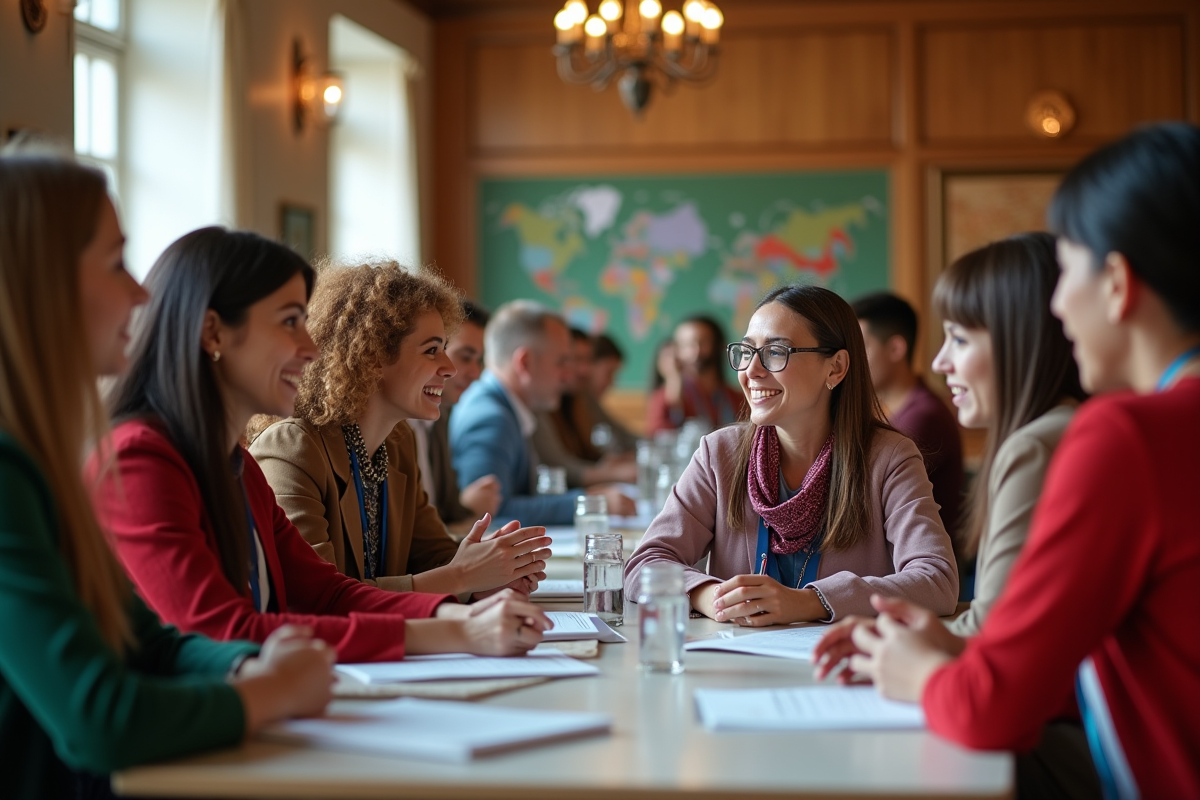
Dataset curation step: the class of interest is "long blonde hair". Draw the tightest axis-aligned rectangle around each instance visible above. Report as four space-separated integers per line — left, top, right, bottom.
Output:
0 151 133 651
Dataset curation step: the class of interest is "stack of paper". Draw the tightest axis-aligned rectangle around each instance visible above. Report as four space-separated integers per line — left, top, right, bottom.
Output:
263 697 611 761
543 611 627 643
683 626 827 660
336 650 600 684
531 579 583 600
694 686 925 731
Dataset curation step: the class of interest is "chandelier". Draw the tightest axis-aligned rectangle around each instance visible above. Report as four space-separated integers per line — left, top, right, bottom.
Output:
552 0 724 117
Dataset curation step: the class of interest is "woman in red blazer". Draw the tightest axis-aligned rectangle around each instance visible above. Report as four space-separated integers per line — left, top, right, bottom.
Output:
93 227 550 662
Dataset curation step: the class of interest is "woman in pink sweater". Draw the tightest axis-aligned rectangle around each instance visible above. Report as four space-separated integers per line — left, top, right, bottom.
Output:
625 285 958 624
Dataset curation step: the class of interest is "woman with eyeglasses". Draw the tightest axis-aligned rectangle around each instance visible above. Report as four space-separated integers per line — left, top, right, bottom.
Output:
625 285 958 625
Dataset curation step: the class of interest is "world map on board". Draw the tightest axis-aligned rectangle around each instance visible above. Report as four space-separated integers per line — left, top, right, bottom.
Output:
480 172 889 388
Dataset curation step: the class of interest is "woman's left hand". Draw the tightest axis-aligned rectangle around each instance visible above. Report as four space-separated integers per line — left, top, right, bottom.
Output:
711 574 826 625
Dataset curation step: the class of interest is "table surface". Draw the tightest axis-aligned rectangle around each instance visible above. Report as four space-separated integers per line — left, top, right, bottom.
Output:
113 542 1012 800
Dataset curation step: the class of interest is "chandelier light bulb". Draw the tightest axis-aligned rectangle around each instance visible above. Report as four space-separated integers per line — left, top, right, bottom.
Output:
661 10 684 35
640 0 662 19
584 14 607 37
554 9 574 30
565 0 588 25
683 0 706 22
599 0 622 21
701 6 723 29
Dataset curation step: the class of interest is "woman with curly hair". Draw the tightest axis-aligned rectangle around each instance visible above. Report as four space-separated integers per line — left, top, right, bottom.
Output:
95 230 551 663
251 260 551 600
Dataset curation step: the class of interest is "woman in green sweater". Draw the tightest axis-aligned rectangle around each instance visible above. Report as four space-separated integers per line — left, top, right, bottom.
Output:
0 148 335 799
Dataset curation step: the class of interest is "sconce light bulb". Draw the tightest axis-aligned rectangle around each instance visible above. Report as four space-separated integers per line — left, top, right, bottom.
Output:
323 85 342 105
599 0 622 21
565 0 588 25
683 0 707 21
701 6 723 29
639 0 662 19
661 10 684 35
1042 117 1061 136
584 14 607 37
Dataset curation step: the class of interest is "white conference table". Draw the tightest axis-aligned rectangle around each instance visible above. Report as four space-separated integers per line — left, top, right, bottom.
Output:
113 536 1012 800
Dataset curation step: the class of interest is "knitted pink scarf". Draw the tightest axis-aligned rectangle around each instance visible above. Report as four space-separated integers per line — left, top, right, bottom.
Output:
748 426 833 555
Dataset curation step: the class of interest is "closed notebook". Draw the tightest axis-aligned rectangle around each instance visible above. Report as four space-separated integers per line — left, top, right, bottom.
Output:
694 686 926 731
263 697 612 762
336 650 599 684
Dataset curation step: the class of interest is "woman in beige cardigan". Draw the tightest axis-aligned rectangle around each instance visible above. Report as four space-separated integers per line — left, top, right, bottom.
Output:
625 285 959 624
251 261 551 599
931 233 1086 636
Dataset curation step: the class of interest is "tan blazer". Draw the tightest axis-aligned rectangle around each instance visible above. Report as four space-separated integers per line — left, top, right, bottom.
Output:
949 403 1077 636
250 418 462 597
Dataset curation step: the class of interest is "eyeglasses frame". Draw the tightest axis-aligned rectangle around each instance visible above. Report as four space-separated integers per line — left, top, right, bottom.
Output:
726 342 839 373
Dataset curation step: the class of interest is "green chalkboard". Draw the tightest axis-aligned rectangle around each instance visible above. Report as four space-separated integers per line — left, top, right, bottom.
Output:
479 170 889 389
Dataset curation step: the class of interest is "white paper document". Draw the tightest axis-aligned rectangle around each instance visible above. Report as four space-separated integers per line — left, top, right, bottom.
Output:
336 650 600 684
683 625 828 660
694 686 926 731
263 697 611 762
543 612 627 643
531 579 584 599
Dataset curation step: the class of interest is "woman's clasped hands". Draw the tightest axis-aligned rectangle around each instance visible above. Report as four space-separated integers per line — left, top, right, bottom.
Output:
811 594 965 703
693 575 828 625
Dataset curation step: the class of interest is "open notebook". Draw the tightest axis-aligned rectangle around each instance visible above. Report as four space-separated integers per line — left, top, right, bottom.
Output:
263 697 611 762
336 650 600 684
694 686 925 731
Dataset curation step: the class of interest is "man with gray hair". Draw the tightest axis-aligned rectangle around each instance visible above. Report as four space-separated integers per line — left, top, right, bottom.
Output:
450 300 633 525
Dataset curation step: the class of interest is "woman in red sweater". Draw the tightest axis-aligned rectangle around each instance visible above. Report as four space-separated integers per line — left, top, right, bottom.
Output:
94 227 550 663
814 122 1200 799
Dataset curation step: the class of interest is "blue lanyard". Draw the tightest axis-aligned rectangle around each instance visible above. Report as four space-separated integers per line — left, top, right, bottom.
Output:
1155 344 1200 392
238 478 262 611
348 447 388 581
755 516 822 586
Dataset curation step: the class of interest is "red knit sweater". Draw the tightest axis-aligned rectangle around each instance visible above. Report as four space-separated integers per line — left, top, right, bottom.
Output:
92 420 452 662
923 378 1200 798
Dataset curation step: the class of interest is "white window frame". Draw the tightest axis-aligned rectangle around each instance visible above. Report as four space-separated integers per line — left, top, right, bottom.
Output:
74 0 127 201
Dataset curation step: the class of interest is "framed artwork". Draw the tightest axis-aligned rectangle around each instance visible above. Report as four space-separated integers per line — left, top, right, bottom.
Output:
280 202 316 260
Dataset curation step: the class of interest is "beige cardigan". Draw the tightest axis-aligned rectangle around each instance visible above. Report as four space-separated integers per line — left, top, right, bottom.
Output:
949 404 1077 636
625 424 959 620
250 418 462 597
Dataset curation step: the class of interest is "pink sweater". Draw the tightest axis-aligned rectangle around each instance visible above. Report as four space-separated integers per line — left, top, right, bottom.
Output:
624 425 959 619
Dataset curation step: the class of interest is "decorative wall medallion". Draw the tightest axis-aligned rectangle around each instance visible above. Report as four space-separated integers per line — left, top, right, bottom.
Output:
21 0 48 33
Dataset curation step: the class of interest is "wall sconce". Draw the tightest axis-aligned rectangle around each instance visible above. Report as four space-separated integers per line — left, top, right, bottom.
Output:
292 39 344 135
1026 90 1076 139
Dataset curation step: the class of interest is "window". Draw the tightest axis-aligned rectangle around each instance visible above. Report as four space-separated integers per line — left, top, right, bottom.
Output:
74 0 125 199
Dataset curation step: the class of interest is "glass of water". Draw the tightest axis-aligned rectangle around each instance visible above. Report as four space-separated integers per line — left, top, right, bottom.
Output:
536 464 567 495
637 562 687 674
583 533 623 627
575 494 608 554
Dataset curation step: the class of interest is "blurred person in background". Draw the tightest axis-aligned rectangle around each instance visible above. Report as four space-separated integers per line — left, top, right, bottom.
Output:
647 315 747 434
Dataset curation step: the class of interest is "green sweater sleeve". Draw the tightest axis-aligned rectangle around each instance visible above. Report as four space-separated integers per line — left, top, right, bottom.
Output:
126 595 258 678
0 440 248 773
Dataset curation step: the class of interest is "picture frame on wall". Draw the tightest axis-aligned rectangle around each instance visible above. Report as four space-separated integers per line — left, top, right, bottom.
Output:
280 202 316 261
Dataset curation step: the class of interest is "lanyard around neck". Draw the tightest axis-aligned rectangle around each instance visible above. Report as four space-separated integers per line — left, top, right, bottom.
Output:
348 447 388 580
1156 344 1200 393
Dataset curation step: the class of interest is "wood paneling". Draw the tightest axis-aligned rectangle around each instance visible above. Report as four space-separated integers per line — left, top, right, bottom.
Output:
472 28 895 151
921 20 1186 143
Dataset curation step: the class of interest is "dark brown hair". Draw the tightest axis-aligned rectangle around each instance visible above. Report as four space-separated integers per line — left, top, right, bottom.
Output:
933 232 1085 556
110 228 315 591
726 284 891 552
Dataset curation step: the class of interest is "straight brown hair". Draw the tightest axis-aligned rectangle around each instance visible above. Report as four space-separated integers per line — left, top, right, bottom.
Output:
933 232 1085 557
726 285 892 552
0 152 133 651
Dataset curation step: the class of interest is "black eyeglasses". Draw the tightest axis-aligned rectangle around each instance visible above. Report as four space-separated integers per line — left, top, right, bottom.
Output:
727 342 838 373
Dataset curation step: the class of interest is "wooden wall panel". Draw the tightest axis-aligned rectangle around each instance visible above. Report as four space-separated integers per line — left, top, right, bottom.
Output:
472 28 895 152
921 20 1186 143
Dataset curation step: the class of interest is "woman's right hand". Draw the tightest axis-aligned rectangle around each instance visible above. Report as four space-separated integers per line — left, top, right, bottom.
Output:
461 589 552 656
232 625 336 734
447 514 552 594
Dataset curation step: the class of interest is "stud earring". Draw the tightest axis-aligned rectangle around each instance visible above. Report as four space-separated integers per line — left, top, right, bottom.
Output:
826 382 833 391
212 351 221 363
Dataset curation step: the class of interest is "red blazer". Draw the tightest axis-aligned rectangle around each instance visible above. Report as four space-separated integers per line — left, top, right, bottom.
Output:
92 419 451 662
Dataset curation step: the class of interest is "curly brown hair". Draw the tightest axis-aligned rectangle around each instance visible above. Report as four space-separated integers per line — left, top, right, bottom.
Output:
294 259 464 427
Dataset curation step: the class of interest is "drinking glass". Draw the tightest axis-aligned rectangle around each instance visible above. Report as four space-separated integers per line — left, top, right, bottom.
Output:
583 533 623 627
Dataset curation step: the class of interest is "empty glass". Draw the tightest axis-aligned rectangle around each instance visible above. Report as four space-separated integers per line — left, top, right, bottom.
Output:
638 562 687 674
